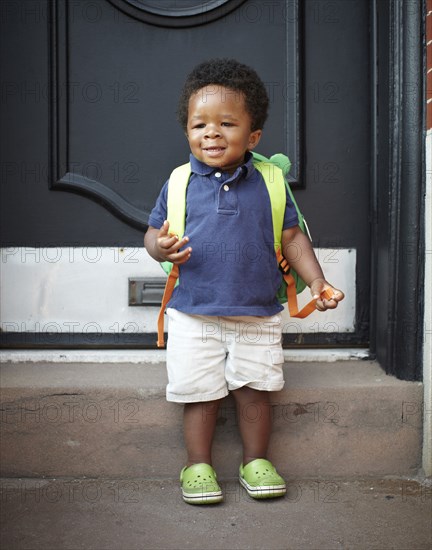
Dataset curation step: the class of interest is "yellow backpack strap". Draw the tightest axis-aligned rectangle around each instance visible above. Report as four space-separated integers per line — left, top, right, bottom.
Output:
166 162 191 238
157 162 191 348
252 161 285 252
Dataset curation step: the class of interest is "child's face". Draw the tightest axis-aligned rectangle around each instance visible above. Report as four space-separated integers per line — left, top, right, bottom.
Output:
186 85 262 174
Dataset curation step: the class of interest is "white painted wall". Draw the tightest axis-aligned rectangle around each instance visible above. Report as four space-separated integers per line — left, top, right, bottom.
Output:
1 247 356 335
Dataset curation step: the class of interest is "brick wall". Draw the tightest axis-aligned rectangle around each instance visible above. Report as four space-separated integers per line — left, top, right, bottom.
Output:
424 0 432 477
427 0 432 130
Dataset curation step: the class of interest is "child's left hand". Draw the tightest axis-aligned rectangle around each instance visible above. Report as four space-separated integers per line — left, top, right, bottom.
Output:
309 278 345 311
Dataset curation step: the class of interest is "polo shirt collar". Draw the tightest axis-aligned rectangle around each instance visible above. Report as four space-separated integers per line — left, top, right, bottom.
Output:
189 151 256 179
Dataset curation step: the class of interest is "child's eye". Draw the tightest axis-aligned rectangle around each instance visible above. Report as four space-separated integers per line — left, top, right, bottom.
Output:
193 123 205 129
221 122 233 127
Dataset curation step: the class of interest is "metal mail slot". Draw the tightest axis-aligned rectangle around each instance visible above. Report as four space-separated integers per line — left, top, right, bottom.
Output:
128 277 166 306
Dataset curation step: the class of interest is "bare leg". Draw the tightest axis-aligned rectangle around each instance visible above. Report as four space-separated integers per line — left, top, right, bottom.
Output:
232 386 273 465
183 400 222 466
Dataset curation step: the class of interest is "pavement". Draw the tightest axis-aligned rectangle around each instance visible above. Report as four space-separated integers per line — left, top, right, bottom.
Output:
1 476 431 549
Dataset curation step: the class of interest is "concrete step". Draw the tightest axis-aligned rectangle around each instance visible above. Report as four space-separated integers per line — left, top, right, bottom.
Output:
0 360 423 479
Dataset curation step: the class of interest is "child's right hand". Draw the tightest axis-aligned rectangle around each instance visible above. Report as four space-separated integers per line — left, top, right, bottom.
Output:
156 220 192 264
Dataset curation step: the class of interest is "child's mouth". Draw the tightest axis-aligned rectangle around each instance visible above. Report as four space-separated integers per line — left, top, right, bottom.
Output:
203 147 225 156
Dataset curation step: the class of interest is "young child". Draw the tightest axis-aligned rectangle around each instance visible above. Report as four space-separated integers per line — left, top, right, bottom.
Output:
144 58 344 505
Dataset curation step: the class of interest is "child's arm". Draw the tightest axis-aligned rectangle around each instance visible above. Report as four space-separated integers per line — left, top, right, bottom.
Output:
281 226 344 311
144 220 192 264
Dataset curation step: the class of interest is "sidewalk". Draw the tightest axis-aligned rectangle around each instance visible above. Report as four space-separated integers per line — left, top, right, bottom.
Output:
1 476 431 549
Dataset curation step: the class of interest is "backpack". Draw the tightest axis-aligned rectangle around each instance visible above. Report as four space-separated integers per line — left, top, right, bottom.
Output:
155 152 325 347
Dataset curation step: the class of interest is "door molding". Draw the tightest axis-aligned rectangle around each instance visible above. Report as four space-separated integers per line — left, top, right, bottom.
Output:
107 0 247 27
49 1 148 230
370 0 425 380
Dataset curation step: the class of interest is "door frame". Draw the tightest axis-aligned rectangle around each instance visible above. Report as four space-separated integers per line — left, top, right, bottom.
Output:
369 0 425 381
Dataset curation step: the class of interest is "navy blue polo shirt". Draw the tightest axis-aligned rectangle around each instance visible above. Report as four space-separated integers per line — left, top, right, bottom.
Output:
148 153 299 316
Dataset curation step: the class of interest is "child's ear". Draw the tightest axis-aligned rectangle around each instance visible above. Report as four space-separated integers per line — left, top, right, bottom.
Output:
248 129 262 150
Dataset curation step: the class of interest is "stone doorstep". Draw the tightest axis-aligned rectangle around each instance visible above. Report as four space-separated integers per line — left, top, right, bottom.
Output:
0 360 424 479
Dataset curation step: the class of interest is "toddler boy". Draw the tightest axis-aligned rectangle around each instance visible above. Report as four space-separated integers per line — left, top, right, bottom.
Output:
144 58 344 504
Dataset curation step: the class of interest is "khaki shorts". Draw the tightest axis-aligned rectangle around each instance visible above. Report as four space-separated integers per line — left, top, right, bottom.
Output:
166 308 285 403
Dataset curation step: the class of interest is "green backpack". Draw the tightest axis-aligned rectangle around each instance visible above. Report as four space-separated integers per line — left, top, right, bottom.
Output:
156 152 316 347
249 151 311 299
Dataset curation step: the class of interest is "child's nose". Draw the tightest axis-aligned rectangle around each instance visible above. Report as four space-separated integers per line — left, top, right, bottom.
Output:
204 125 221 138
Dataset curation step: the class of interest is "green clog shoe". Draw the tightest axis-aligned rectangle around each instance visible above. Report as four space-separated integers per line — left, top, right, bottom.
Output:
239 458 286 499
180 463 223 504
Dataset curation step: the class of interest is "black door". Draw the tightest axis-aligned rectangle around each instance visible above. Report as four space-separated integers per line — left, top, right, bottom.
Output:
1 0 371 348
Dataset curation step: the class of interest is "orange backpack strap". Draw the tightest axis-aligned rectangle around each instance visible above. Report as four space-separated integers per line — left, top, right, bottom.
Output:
157 263 179 348
156 163 191 348
276 248 332 318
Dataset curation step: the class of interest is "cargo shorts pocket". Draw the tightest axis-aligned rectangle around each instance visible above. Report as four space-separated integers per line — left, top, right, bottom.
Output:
269 348 284 365
266 347 285 387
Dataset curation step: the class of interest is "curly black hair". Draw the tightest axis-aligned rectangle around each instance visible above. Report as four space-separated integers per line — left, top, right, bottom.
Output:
177 58 269 132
